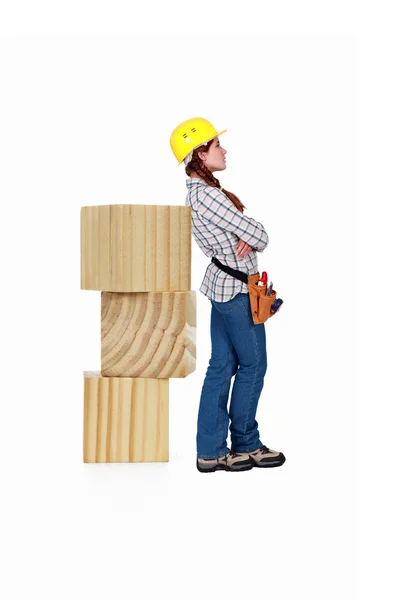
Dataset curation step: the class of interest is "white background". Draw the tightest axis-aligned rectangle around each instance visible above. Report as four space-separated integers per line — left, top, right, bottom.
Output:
0 3 398 600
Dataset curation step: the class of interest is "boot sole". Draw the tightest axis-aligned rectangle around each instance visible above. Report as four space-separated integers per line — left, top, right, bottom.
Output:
196 462 254 473
251 456 286 468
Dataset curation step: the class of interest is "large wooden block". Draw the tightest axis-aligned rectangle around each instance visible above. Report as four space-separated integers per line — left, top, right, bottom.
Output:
83 372 169 463
101 291 196 378
80 204 192 292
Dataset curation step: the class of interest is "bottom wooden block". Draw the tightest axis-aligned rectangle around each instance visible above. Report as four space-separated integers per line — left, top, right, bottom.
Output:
83 371 169 463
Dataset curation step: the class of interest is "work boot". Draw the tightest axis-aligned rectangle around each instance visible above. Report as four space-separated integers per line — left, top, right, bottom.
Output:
248 445 286 468
196 451 254 473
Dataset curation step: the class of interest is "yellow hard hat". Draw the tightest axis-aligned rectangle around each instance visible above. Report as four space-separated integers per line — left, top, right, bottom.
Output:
170 117 227 165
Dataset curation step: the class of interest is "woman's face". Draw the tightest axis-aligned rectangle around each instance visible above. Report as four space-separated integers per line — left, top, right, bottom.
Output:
198 137 227 172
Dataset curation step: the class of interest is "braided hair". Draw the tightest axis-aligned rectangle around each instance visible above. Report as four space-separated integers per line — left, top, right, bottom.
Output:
184 142 247 213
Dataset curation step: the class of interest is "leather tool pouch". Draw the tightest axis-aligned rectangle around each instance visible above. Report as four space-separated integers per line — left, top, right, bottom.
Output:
211 257 282 325
247 274 278 325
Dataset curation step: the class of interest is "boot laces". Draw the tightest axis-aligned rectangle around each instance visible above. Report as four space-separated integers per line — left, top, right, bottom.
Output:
228 451 242 459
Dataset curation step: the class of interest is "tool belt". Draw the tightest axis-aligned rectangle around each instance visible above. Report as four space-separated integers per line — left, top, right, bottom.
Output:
211 257 282 325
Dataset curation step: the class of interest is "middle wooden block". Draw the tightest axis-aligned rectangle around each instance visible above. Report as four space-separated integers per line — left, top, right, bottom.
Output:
101 290 196 378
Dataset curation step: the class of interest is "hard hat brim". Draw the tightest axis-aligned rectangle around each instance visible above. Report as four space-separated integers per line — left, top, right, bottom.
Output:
177 129 228 165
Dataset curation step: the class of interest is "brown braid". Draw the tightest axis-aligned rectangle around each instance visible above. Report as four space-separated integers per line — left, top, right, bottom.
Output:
184 143 247 213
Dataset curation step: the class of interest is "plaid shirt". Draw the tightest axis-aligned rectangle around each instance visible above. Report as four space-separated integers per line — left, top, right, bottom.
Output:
185 177 269 302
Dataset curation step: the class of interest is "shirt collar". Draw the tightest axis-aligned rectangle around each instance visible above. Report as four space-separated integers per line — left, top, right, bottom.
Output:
186 177 207 189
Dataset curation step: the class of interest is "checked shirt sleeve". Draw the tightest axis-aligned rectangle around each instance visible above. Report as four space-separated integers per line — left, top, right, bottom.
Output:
197 187 269 252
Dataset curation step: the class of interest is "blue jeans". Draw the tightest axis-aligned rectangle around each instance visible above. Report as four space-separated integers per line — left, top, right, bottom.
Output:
197 292 267 459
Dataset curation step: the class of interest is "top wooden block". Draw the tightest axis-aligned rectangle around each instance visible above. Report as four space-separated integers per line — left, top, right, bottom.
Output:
81 205 192 292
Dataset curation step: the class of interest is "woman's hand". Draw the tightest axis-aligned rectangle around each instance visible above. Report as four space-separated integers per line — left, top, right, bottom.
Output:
236 239 253 258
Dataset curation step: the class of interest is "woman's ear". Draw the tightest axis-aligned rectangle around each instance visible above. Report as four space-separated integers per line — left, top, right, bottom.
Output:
197 151 207 162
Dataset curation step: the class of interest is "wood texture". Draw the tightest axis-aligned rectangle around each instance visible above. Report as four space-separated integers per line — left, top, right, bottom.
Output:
101 291 196 378
83 372 169 463
80 204 191 292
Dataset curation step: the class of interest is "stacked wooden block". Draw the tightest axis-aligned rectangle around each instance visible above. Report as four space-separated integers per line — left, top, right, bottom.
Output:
80 205 196 463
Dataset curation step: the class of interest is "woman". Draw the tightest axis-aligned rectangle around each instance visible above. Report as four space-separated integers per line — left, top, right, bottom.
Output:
170 117 286 473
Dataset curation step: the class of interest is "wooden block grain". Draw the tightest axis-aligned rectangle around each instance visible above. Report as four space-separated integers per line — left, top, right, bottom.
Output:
101 290 196 378
80 205 191 292
83 372 169 463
